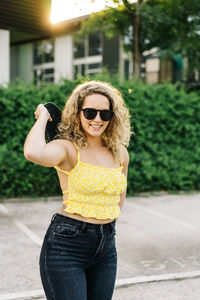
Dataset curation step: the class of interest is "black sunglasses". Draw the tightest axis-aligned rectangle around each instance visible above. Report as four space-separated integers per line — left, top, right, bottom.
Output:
81 108 114 121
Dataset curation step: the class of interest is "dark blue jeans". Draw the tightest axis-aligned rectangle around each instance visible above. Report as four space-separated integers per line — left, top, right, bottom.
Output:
39 213 117 300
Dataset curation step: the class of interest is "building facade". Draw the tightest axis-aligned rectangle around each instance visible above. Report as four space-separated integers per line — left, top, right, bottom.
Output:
0 1 183 87
1 28 136 86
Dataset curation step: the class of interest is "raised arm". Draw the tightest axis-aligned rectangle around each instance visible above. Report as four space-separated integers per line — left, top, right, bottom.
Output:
24 104 67 167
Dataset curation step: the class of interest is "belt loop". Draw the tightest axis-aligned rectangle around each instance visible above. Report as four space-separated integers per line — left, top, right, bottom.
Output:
81 222 86 232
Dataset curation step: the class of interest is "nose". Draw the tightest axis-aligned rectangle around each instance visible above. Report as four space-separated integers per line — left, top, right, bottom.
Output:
93 111 102 121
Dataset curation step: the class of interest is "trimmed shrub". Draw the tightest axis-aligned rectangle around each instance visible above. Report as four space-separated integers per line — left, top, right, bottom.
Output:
0 78 199 199
119 81 200 194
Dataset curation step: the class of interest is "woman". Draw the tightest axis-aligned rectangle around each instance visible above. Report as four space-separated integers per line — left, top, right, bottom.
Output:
24 80 131 300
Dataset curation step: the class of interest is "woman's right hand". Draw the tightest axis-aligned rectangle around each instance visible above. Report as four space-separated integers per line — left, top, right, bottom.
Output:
34 104 52 121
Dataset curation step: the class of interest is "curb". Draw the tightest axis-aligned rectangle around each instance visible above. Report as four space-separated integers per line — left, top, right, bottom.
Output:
1 271 200 299
1 190 199 203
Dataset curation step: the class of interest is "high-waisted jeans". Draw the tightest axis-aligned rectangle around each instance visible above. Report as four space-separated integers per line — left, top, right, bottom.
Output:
39 213 117 300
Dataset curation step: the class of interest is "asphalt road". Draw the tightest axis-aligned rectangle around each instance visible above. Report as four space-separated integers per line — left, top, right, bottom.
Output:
0 192 200 300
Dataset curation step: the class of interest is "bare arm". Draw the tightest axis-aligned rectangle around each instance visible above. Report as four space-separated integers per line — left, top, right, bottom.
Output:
24 104 67 167
118 147 129 210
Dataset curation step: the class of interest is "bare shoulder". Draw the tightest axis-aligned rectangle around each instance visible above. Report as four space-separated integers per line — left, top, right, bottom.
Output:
51 139 78 167
121 146 129 166
50 139 73 151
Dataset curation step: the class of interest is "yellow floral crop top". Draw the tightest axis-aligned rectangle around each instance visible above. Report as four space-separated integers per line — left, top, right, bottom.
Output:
54 142 127 220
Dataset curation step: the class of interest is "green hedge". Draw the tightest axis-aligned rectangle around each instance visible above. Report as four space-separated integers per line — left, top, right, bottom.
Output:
0 78 199 199
0 79 80 199
119 81 200 194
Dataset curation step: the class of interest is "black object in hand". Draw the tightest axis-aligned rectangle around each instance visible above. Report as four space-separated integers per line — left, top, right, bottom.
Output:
44 102 62 142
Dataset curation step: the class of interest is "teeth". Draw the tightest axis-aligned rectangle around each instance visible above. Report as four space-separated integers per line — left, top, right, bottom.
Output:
90 125 102 128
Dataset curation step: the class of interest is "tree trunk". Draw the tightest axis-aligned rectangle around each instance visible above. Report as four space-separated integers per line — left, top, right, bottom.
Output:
123 0 143 79
133 0 142 79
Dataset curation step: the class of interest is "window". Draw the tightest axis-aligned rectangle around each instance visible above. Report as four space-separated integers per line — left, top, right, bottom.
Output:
33 40 54 64
34 68 54 85
73 37 85 58
88 32 102 56
74 64 86 78
73 32 102 78
88 63 101 69
33 39 54 85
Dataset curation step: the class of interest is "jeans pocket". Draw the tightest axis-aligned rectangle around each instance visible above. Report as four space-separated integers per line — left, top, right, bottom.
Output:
53 222 80 238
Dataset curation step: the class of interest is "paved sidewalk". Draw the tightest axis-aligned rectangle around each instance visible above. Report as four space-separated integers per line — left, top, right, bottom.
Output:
0 192 200 299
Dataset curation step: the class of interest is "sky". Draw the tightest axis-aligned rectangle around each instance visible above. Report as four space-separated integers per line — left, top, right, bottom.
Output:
50 0 121 24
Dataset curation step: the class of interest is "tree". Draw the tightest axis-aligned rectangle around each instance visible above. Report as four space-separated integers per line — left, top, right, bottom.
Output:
78 0 200 81
77 0 143 79
140 0 200 81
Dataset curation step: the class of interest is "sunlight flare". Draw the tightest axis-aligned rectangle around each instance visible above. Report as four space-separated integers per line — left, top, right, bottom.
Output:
50 0 120 24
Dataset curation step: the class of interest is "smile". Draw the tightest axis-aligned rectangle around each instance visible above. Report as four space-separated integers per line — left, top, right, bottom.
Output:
89 124 103 128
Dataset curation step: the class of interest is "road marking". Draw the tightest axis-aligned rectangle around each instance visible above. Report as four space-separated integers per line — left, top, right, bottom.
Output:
1 270 200 299
168 258 186 268
126 202 200 233
1 200 200 299
115 270 200 288
0 289 44 300
0 204 42 247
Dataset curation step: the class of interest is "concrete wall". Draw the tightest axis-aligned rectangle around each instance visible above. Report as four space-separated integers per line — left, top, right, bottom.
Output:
10 45 19 80
54 34 73 82
0 30 10 86
146 58 160 83
18 43 33 83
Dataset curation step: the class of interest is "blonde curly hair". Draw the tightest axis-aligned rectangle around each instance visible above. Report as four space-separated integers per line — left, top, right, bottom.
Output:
55 80 131 162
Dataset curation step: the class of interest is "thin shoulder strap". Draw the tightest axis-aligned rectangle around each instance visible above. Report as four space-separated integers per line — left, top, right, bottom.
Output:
54 166 70 175
72 141 80 163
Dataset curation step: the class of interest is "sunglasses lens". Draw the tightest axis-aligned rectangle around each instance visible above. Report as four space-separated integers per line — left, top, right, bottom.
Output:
83 109 97 120
82 108 114 121
100 110 114 121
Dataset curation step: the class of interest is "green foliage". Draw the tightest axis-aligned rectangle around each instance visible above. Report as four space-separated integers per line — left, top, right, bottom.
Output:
76 4 132 40
140 0 200 74
141 0 200 69
0 78 199 199
120 80 200 194
78 0 200 75
0 79 82 199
